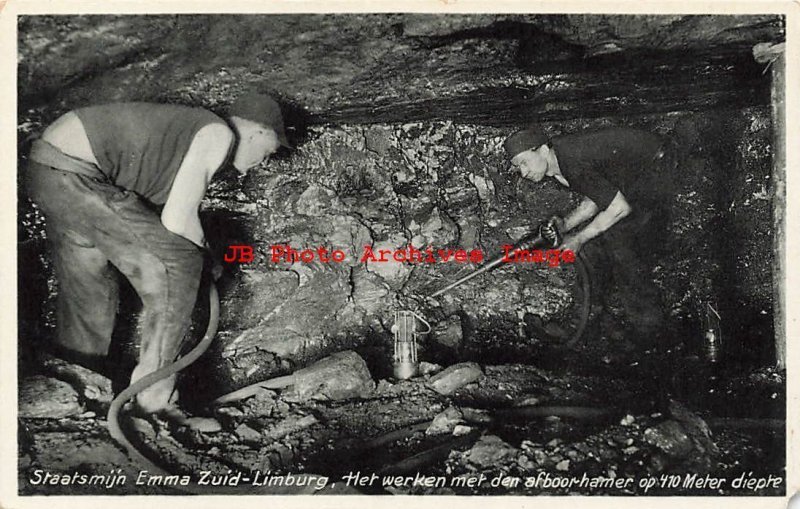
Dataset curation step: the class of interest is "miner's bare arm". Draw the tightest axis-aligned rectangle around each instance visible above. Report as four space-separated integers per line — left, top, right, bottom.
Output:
562 196 600 232
561 191 632 252
160 124 235 246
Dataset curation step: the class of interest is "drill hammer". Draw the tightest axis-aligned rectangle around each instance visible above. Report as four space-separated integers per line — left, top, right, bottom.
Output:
430 218 563 298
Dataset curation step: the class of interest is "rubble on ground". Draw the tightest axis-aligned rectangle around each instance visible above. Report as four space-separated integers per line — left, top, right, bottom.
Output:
17 353 784 496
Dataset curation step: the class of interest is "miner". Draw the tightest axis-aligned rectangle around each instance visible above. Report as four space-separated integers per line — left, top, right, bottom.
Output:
504 125 676 344
24 92 290 414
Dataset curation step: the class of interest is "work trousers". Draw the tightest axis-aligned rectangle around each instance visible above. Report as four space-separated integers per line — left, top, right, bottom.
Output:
582 141 677 342
589 205 668 340
24 160 203 413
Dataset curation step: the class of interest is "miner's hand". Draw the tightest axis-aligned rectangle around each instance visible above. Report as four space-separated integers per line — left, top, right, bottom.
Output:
540 216 565 248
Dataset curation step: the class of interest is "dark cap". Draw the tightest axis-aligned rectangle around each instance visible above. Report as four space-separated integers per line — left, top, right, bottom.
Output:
504 125 550 160
230 92 292 148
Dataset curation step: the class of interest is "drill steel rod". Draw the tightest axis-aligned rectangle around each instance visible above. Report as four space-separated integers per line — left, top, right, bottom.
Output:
429 255 507 297
430 230 553 298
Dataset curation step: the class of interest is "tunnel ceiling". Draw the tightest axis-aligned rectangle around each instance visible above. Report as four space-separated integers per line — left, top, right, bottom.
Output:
19 14 784 126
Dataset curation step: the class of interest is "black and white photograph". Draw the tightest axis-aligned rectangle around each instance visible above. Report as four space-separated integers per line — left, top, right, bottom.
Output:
3 3 796 504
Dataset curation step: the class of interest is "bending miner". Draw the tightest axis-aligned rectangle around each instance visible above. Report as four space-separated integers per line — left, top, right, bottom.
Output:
24 92 291 416
504 124 677 343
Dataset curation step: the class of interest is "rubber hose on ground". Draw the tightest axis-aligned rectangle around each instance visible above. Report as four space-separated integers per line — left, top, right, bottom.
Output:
107 282 219 478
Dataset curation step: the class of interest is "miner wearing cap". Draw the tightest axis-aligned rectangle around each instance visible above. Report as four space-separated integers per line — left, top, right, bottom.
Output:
24 92 291 414
504 125 676 343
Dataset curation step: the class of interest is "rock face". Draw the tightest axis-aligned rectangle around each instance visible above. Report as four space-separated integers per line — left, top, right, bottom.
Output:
18 15 780 117
400 14 780 53
22 112 776 396
191 121 582 393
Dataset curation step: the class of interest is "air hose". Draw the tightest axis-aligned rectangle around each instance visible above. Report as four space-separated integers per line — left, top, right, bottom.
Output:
107 281 220 483
105 283 332 495
566 252 592 347
518 252 592 346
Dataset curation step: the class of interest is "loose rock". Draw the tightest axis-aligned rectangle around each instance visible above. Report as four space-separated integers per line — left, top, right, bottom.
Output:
242 389 278 417
644 420 695 458
234 423 263 443
184 417 223 433
19 376 83 418
216 406 245 428
284 350 375 401
263 414 319 440
428 362 483 395
40 355 113 407
452 424 472 436
419 361 443 376
667 399 719 456
426 406 465 435
463 435 518 468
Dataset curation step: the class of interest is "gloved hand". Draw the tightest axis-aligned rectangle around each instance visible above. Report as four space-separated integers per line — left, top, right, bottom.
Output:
539 215 565 248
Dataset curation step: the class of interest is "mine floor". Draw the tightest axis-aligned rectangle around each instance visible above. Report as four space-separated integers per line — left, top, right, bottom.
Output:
18 336 785 496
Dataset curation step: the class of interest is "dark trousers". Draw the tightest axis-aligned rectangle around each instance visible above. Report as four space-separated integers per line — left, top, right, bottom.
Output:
582 205 668 340
582 140 677 342
24 161 203 412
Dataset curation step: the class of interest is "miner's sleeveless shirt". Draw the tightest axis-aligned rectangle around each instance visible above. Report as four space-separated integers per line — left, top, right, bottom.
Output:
74 103 228 205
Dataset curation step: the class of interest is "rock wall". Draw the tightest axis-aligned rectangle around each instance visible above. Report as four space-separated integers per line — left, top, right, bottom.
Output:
190 106 773 393
16 14 780 395
198 121 581 393
18 110 774 393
